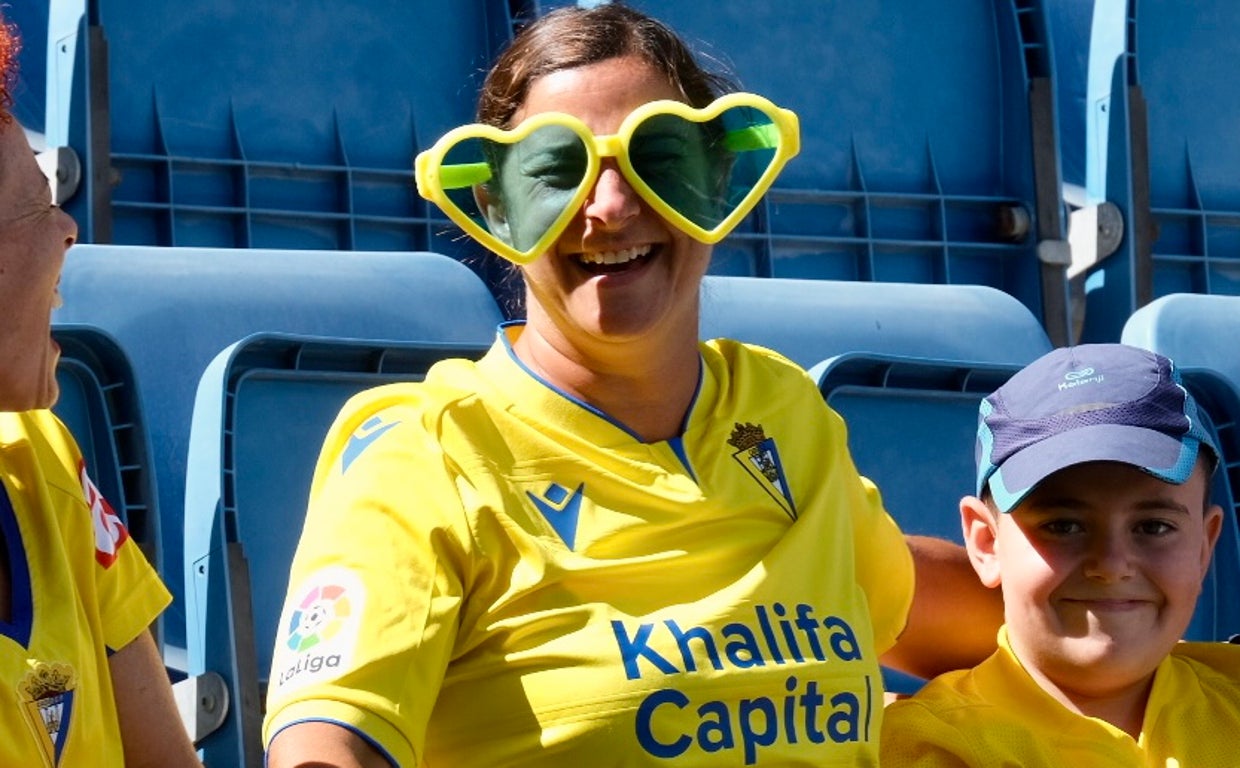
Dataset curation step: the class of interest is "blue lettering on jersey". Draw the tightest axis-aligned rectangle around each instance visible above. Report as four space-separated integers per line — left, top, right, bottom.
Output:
613 604 871 762
341 416 400 473
635 674 874 764
526 482 584 549
611 603 861 680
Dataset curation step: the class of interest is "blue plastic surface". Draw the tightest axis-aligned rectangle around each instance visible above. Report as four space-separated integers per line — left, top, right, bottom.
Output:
1081 0 1240 342
27 0 1069 338
1121 293 1240 640
49 0 509 261
51 324 157 550
621 0 1065 334
184 333 489 767
817 354 1026 694
1121 294 1240 391
700 276 1054 370
53 245 503 658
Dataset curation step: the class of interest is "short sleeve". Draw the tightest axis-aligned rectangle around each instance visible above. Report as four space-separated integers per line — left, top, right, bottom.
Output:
262 387 474 768
32 411 171 652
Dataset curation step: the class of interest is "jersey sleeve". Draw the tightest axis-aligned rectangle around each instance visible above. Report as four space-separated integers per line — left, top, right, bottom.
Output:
262 386 475 768
32 411 171 652
816 401 915 655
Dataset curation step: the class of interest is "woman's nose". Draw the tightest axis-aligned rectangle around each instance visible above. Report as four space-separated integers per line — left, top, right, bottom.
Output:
582 160 641 231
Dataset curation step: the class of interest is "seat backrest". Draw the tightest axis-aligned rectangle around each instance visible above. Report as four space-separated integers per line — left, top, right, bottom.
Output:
1122 293 1240 641
51 324 158 563
1080 0 1240 342
184 332 490 767
816 354 1026 694
636 0 1067 342
51 0 507 260
1121 293 1240 389
700 276 1054 370
54 245 503 660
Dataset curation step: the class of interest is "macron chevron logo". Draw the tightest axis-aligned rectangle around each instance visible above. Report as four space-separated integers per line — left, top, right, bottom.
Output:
341 416 400 473
527 482 585 549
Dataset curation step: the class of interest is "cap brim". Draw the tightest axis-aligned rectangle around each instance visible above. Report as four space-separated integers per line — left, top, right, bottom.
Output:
986 423 1200 513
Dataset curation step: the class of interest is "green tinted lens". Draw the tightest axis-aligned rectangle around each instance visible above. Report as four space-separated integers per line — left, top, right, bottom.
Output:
437 134 494 238
629 113 722 229
437 125 589 252
489 124 589 252
716 104 779 222
630 105 781 232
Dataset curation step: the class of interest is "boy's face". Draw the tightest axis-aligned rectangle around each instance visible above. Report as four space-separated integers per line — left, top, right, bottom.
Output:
966 459 1222 699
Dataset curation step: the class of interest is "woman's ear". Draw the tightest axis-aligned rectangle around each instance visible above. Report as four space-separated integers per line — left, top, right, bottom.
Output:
474 184 514 245
961 495 1002 589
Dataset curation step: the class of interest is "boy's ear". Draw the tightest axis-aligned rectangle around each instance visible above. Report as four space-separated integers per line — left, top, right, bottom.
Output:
1201 503 1225 576
474 184 514 245
961 495 1003 589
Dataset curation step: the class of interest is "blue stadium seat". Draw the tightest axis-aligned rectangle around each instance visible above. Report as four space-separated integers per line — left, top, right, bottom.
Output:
1122 293 1240 641
700 276 1055 370
183 333 489 767
1121 293 1240 389
625 0 1071 345
46 0 510 264
1080 0 1240 342
51 323 158 566
816 354 1027 694
54 245 504 662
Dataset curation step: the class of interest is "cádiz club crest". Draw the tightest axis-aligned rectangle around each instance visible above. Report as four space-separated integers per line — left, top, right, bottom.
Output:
18 660 77 766
729 422 796 520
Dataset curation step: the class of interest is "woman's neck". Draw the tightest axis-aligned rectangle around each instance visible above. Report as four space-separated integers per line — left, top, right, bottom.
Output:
512 322 701 442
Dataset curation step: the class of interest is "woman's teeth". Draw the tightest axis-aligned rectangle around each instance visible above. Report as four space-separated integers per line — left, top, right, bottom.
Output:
579 244 652 265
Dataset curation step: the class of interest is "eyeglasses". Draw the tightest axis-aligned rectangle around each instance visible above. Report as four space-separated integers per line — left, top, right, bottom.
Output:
414 92 800 264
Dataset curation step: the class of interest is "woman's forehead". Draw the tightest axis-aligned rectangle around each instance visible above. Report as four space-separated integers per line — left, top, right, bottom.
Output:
515 55 683 131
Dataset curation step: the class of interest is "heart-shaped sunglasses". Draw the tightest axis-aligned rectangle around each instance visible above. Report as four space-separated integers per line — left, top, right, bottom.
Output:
414 92 800 264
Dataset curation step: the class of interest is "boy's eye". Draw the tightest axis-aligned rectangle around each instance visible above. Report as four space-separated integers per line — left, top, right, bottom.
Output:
1135 519 1176 536
1040 518 1084 536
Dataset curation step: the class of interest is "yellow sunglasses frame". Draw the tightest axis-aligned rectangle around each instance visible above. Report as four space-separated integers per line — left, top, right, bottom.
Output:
414 92 800 265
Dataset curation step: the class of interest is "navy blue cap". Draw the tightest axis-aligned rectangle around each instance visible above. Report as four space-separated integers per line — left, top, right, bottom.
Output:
977 343 1217 513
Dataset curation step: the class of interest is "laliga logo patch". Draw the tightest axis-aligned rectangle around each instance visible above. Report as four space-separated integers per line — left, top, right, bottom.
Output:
728 422 797 520
287 583 353 652
275 567 365 691
79 460 129 568
18 660 76 766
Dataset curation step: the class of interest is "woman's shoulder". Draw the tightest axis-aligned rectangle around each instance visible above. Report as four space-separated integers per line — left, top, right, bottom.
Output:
702 337 813 382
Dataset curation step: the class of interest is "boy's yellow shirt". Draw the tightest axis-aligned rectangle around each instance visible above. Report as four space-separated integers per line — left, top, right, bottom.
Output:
882 626 1240 766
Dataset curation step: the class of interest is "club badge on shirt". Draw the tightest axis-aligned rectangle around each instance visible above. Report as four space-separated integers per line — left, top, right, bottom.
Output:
18 660 77 766
728 422 797 520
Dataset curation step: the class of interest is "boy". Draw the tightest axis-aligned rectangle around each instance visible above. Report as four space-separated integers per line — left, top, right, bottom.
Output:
881 343 1240 766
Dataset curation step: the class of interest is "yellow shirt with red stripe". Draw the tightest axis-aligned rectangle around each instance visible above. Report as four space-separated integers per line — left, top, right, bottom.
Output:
264 328 914 767
881 626 1240 766
0 410 171 767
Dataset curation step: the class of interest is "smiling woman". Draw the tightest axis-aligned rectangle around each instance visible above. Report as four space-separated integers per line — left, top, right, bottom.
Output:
262 5 1002 767
0 12 200 768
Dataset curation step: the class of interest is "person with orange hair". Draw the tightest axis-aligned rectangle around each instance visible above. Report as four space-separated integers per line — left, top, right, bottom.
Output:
0 14 200 766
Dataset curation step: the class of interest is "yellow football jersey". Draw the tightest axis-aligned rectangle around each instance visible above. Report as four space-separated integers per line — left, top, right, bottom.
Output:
882 627 1240 766
0 410 171 767
265 328 914 766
